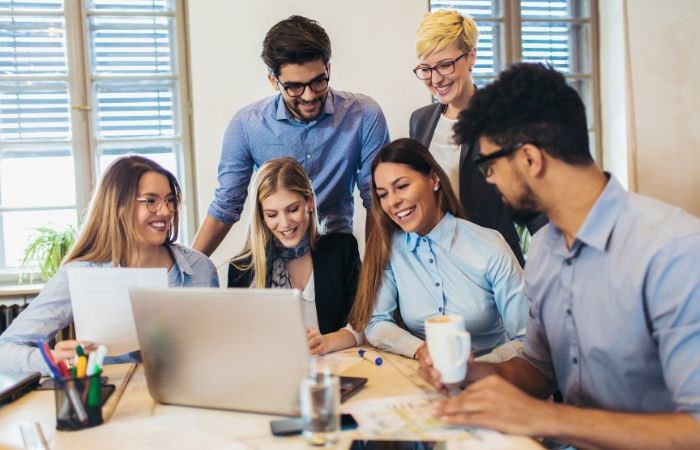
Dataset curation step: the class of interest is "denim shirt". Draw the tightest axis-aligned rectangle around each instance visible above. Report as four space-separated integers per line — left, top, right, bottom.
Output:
207 88 390 234
365 213 527 358
0 244 219 375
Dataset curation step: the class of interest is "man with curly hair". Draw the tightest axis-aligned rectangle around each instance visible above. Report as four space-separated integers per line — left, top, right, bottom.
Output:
418 63 700 449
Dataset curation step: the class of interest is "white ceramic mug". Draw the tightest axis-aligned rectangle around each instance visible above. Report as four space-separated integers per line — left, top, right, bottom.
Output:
424 314 471 384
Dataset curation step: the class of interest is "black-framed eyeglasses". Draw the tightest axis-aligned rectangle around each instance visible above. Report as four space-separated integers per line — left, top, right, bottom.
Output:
275 74 330 97
136 194 177 213
473 142 525 177
413 52 470 80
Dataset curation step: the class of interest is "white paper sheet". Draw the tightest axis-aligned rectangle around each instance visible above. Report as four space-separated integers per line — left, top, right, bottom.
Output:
68 268 168 355
344 393 510 446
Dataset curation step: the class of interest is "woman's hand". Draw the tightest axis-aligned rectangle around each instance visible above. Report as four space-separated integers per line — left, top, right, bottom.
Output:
51 340 98 362
307 328 328 356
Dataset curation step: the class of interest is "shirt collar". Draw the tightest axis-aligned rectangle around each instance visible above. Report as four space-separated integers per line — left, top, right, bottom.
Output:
169 244 194 277
543 173 627 254
574 173 627 252
404 212 456 252
274 88 335 123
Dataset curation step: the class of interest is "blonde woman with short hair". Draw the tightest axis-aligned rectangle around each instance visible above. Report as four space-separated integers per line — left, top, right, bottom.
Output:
410 10 545 266
0 155 218 375
229 158 361 355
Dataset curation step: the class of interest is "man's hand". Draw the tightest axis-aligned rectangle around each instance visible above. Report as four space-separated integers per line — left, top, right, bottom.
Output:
434 374 554 436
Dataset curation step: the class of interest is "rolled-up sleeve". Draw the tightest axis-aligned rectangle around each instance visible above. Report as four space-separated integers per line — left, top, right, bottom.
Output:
0 267 74 375
646 232 700 420
357 100 390 210
207 112 255 224
365 264 423 358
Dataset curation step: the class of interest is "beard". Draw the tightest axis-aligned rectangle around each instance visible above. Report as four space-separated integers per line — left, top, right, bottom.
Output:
285 93 326 122
501 181 541 225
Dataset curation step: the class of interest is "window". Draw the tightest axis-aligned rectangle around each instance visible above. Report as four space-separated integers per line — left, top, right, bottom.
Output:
0 0 193 277
429 0 600 160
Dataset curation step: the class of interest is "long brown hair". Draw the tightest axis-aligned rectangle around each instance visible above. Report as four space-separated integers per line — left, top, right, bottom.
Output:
230 157 323 288
348 138 464 331
64 155 181 267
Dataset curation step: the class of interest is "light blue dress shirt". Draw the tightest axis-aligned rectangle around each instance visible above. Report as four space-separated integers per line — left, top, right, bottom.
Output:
208 88 390 234
523 175 700 419
0 244 219 375
365 213 527 358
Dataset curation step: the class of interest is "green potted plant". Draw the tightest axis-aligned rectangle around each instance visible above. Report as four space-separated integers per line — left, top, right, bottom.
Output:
20 225 77 282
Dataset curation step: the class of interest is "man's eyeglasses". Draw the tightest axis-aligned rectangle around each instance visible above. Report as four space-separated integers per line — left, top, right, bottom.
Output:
275 74 330 98
413 52 470 80
136 194 177 213
473 143 525 177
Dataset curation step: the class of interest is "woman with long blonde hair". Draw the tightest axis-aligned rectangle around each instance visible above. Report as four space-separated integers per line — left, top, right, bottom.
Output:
349 138 526 362
0 155 218 374
229 157 361 355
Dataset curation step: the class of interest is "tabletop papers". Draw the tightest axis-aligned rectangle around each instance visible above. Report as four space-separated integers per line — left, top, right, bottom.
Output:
344 393 512 447
68 268 167 356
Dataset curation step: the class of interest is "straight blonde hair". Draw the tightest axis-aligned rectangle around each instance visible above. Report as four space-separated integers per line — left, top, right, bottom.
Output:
231 157 323 288
64 155 181 267
416 9 479 59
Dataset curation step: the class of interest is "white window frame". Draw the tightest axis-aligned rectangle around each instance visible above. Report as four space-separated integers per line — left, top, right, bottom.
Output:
0 0 195 284
429 0 601 161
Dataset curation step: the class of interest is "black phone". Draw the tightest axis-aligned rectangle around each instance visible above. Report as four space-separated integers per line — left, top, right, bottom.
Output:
270 413 358 436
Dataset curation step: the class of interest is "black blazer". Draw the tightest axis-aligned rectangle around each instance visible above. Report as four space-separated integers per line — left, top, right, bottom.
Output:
228 233 360 335
409 103 547 266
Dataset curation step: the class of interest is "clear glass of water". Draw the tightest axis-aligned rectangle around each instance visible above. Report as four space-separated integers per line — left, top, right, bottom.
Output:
299 360 340 446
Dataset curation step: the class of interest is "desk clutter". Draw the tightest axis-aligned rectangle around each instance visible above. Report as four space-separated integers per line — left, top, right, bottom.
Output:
37 341 114 431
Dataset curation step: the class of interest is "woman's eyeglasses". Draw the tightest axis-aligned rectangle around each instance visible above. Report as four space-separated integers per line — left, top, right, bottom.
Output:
136 194 177 213
413 53 470 80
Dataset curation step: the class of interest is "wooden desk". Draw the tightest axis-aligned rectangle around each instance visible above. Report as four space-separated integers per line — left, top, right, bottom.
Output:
0 348 543 449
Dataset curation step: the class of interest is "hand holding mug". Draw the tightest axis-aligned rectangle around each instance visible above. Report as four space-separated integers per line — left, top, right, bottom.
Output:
424 315 471 385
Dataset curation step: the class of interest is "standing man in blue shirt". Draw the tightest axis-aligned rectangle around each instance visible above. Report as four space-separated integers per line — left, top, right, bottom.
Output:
419 63 700 449
193 16 390 256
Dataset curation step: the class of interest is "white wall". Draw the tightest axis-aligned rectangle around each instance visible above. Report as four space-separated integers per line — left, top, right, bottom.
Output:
600 0 700 216
186 0 429 279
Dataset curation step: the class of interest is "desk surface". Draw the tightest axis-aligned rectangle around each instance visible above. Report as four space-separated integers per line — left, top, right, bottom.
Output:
0 348 543 449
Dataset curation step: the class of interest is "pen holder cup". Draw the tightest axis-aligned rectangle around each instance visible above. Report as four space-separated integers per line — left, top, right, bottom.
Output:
54 371 104 431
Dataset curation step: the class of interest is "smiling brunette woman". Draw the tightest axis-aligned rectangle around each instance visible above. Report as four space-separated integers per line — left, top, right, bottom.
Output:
348 138 527 362
0 155 218 375
228 157 361 355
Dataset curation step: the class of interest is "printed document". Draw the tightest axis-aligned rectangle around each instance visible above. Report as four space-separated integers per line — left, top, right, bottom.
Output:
68 268 168 355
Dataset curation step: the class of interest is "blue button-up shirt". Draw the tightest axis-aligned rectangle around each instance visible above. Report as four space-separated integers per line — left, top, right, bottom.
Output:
0 244 219 375
365 213 527 358
523 175 700 419
208 88 390 233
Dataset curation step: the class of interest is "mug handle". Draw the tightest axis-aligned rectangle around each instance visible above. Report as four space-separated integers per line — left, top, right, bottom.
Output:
450 330 472 368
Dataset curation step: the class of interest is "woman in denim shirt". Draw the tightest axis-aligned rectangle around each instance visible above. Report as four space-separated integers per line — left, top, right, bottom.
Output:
0 155 218 375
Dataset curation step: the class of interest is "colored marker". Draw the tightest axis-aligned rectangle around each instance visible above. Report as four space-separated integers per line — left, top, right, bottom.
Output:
94 345 107 369
76 355 87 378
358 349 383 366
36 341 61 379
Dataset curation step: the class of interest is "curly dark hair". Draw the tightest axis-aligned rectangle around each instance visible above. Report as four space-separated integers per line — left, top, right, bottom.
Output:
454 63 593 165
261 15 331 76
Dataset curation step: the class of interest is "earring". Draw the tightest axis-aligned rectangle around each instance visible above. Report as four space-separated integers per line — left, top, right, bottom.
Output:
434 185 440 192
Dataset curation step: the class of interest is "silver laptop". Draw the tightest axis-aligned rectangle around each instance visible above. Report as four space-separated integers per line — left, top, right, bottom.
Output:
129 287 309 415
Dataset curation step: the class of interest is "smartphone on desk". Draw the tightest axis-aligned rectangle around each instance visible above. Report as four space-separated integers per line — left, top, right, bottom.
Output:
270 413 358 436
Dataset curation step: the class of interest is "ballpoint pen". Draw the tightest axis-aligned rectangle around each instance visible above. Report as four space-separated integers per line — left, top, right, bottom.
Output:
358 349 383 366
